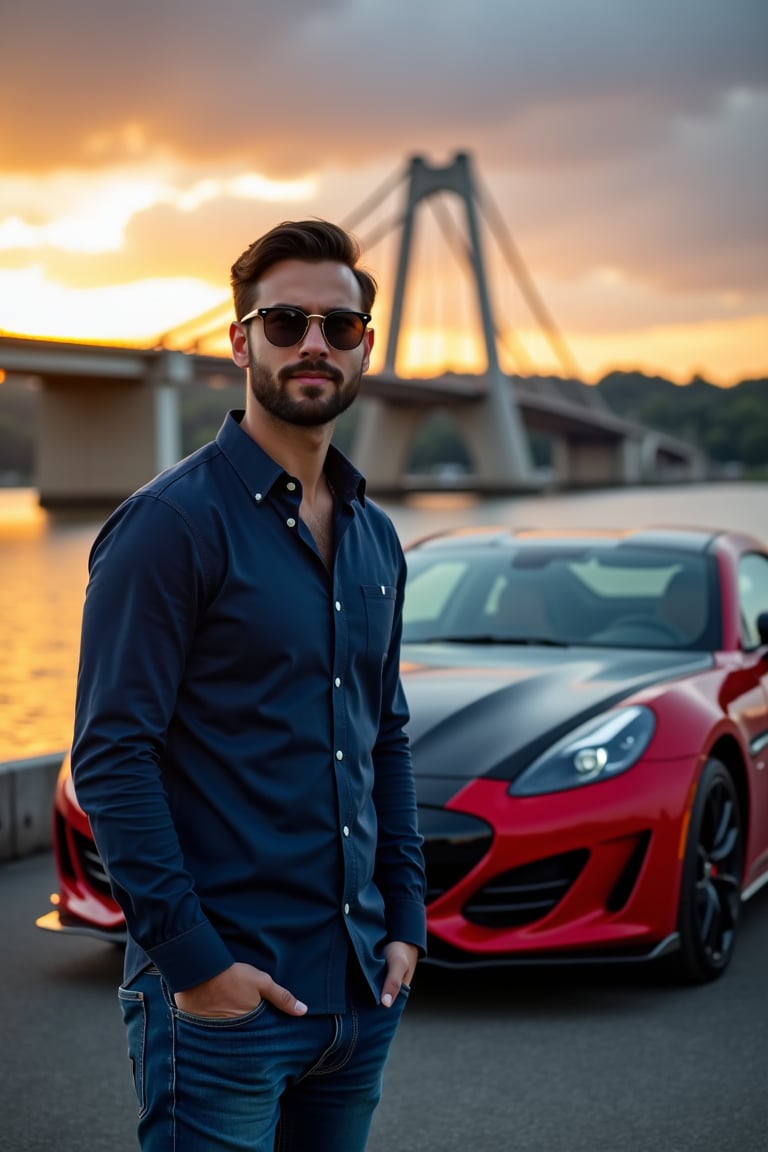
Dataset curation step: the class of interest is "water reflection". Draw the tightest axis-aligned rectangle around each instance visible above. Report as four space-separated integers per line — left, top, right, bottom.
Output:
0 491 102 760
3 482 768 762
0 487 48 538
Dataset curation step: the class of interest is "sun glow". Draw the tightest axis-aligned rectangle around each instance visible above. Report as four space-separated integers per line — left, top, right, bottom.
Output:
229 173 316 202
0 265 226 343
394 326 487 376
568 314 768 386
0 172 169 253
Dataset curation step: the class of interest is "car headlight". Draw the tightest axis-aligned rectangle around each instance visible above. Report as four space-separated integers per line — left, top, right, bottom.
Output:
509 705 656 796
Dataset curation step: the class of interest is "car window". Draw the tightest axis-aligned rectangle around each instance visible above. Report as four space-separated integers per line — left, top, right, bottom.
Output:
404 560 468 623
738 553 768 648
569 558 676 597
403 545 716 650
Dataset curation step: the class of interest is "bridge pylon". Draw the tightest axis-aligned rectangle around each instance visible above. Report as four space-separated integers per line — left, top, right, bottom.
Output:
352 152 536 490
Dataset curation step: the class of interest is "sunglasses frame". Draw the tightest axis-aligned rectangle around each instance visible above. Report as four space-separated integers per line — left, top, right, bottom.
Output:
238 306 372 351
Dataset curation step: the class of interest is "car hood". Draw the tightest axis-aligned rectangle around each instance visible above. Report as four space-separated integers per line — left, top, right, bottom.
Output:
401 643 712 787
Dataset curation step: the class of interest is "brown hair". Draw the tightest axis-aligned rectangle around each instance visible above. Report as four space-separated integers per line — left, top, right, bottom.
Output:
230 220 377 321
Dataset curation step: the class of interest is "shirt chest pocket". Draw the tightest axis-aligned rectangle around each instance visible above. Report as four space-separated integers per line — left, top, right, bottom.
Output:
361 585 397 660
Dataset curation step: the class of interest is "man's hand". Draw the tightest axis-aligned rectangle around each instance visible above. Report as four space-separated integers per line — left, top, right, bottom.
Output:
174 962 307 1018
381 940 419 1007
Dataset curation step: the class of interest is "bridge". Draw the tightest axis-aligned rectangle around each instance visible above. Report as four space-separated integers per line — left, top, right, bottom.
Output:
0 152 705 508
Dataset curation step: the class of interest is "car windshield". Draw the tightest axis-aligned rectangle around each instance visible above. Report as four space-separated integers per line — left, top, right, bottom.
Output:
403 541 720 650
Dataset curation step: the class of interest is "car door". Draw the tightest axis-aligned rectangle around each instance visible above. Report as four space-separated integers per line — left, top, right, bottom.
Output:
735 551 768 887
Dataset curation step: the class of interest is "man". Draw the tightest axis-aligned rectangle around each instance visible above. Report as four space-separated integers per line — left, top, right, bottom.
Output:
72 220 427 1152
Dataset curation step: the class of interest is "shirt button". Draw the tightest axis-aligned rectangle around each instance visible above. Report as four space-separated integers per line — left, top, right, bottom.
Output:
336 750 343 761
254 492 263 502
286 481 296 491
344 903 350 915
286 517 297 528
334 677 341 688
343 826 350 837
335 601 342 612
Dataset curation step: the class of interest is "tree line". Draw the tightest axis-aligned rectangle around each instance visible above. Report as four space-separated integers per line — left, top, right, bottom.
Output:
1 369 767 486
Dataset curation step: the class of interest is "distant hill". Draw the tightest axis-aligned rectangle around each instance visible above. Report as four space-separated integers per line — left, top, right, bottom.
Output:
593 371 768 470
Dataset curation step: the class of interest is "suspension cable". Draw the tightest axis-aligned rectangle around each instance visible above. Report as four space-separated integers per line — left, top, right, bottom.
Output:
341 162 409 235
474 171 581 380
426 194 534 375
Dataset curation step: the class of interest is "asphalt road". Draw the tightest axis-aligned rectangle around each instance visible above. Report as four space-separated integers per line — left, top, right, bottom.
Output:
3 852 767 1152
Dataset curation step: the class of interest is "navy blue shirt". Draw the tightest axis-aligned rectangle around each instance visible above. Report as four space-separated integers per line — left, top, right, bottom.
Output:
72 411 426 1010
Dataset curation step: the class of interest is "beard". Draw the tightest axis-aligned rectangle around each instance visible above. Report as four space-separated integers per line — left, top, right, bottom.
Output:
248 357 362 427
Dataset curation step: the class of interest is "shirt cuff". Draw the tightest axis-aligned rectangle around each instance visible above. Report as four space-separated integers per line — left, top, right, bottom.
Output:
386 898 428 957
146 920 235 992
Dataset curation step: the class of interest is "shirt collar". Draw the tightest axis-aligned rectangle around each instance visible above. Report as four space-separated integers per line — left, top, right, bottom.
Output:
216 410 367 507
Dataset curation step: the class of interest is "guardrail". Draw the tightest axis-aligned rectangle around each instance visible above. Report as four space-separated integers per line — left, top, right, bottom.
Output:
0 752 64 861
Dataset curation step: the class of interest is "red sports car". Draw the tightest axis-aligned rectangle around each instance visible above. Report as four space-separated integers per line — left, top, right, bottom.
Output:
38 527 768 982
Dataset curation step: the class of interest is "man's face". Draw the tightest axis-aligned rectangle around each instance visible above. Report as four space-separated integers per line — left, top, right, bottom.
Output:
233 259 373 428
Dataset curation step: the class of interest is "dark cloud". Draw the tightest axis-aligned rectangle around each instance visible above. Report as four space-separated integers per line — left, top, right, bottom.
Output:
2 0 766 172
496 86 768 297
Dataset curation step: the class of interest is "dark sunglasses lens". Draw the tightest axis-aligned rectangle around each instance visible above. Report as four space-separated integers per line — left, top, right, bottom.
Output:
324 312 366 350
263 309 307 347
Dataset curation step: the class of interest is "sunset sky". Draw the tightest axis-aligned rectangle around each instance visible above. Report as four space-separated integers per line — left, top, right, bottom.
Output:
1 0 766 384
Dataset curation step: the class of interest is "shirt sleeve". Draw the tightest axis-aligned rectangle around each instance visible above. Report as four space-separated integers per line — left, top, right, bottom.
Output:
71 494 234 990
371 532 428 955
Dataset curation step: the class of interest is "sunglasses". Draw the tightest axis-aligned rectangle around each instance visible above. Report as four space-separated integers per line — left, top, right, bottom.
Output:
238 306 372 351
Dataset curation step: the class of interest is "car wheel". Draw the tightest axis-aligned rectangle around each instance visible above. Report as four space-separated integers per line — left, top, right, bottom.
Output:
675 758 743 983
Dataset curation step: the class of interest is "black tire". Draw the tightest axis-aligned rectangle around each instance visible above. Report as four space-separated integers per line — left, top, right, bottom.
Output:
675 758 744 983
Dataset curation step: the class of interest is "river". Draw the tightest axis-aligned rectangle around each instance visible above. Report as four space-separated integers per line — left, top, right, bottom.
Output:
2 480 768 762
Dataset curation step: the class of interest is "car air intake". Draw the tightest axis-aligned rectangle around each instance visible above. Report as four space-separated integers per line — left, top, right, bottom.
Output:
418 807 494 904
463 849 589 928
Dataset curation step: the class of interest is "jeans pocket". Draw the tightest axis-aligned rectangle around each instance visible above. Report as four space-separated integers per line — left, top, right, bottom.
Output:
118 983 148 1117
172 999 269 1029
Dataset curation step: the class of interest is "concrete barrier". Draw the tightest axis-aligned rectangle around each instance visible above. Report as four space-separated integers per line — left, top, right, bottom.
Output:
0 752 65 861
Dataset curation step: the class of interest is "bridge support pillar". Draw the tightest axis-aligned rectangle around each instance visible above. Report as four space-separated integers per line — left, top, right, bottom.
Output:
460 370 535 487
550 436 628 487
36 351 189 509
351 373 536 491
351 399 426 488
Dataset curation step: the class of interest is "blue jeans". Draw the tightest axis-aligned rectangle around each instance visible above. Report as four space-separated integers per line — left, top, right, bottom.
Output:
118 966 410 1151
